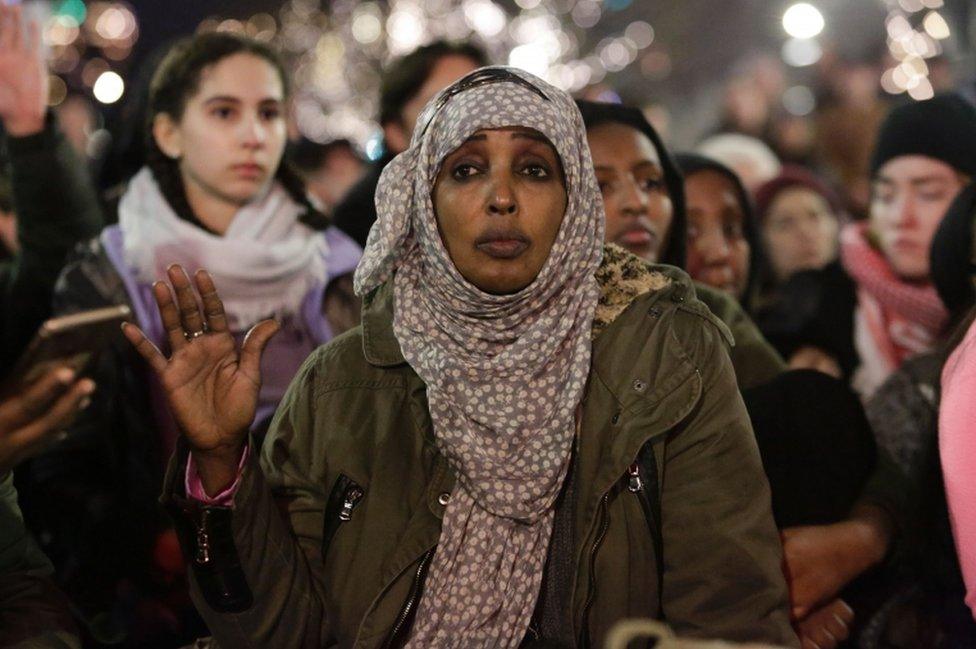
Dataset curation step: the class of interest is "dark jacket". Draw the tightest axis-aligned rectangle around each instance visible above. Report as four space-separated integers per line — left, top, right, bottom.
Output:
1 116 101 649
332 153 395 248
162 250 797 648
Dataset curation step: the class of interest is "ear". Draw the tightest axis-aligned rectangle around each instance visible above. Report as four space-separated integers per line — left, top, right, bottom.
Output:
152 113 183 160
382 120 409 155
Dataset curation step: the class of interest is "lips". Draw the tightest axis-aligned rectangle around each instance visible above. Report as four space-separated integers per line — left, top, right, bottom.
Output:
475 229 531 260
231 162 264 179
617 226 657 248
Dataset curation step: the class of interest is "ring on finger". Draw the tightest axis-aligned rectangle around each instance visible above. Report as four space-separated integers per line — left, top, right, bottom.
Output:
186 329 206 341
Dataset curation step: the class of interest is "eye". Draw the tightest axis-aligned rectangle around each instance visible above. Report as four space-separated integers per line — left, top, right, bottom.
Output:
919 190 948 202
724 220 744 239
521 163 551 179
260 106 281 120
212 106 234 119
451 163 481 180
638 177 664 192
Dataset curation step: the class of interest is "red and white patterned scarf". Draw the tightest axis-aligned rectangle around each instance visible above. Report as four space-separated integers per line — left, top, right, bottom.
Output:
840 221 949 392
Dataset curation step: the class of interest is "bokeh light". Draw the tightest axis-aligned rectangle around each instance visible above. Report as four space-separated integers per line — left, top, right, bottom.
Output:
93 70 124 104
782 3 825 40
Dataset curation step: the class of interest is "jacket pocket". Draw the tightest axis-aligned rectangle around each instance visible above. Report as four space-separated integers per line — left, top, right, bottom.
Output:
321 474 365 558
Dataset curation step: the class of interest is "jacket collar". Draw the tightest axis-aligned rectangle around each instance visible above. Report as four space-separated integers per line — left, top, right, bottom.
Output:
359 247 699 369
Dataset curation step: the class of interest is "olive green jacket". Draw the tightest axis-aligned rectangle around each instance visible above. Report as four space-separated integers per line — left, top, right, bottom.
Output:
163 255 796 649
695 283 785 391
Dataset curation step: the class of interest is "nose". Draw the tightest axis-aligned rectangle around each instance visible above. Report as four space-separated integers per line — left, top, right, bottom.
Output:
697 227 732 265
890 193 918 229
240 114 267 150
620 176 650 217
487 174 517 216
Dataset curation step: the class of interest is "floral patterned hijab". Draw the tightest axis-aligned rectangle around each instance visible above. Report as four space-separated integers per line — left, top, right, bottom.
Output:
355 67 604 647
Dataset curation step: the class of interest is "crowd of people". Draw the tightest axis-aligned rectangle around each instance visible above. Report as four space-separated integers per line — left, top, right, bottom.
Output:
1 3 976 648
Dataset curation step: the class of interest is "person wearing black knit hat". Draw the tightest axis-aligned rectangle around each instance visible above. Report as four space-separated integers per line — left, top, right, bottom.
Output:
579 101 785 389
931 181 976 321
841 93 976 399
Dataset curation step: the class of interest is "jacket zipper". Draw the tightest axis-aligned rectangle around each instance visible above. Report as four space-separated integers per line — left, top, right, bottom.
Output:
383 547 435 649
578 492 611 649
194 508 212 565
321 475 365 557
628 461 665 619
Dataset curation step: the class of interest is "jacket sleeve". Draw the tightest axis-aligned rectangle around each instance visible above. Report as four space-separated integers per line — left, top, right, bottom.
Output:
0 113 104 369
939 319 976 619
0 473 80 648
694 283 785 390
163 348 336 649
660 307 798 646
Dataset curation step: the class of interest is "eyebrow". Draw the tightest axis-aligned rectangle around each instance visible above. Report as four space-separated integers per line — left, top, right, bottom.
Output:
203 95 282 105
462 130 550 144
875 174 953 186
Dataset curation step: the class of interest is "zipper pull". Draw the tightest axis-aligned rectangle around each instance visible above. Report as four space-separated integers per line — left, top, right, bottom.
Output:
339 486 364 522
195 508 212 565
627 463 642 493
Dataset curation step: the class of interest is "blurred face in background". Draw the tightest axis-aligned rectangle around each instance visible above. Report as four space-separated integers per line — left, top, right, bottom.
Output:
587 122 672 262
762 186 839 282
304 146 365 210
685 169 751 298
154 52 288 208
870 155 966 280
383 54 482 154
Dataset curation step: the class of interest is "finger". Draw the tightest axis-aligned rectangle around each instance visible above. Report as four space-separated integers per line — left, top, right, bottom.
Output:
0 6 14 52
9 4 22 52
801 639 822 649
121 322 168 374
154 280 187 352
823 613 850 643
832 600 855 625
8 379 95 456
240 319 280 379
0 366 75 431
194 270 229 334
808 625 838 649
168 265 205 336
25 18 38 55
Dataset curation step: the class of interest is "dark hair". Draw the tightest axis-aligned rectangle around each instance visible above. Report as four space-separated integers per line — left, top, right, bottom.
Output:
146 32 325 231
378 40 488 126
288 138 362 175
576 100 686 269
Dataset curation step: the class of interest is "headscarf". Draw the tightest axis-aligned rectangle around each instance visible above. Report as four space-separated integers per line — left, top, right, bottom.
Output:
576 99 687 267
354 67 604 648
675 152 762 311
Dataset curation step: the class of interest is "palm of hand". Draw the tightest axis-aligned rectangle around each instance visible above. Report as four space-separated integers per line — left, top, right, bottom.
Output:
0 55 43 119
160 331 258 453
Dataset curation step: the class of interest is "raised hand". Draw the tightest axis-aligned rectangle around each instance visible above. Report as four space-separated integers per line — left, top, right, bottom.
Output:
0 4 47 136
0 366 95 474
122 265 278 493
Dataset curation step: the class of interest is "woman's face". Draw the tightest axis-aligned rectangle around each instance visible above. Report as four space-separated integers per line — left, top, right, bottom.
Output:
586 122 672 262
763 187 839 282
432 127 567 295
685 169 751 298
870 155 965 280
154 52 287 208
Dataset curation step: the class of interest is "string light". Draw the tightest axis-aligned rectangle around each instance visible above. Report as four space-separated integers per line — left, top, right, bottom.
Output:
782 3 825 40
259 0 658 144
880 0 950 100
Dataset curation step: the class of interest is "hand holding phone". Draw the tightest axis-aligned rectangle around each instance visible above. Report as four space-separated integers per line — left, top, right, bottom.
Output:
0 365 94 474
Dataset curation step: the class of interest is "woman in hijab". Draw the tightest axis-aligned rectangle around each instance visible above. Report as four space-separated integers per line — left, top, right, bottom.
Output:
130 68 795 648
578 101 784 389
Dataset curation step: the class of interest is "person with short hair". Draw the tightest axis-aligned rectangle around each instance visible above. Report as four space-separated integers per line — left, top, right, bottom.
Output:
331 40 488 247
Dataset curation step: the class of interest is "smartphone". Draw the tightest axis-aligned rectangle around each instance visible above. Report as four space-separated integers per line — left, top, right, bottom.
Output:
3 305 132 393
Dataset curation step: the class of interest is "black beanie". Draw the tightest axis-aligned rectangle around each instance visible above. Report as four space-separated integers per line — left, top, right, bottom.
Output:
870 94 976 177
930 181 976 319
576 100 687 268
